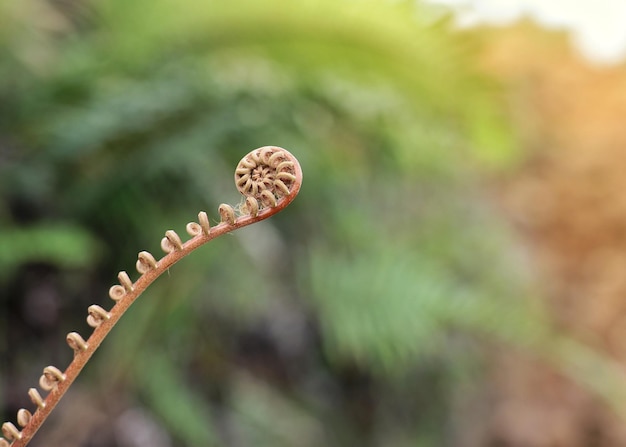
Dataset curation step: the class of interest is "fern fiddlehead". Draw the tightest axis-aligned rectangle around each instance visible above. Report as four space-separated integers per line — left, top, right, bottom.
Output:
1 146 302 447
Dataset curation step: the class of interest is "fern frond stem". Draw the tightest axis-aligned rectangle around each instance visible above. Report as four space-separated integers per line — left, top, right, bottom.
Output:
5 146 302 447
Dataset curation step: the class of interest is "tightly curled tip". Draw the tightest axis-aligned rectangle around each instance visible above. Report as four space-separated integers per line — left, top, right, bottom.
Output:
274 179 290 196
219 204 236 225
110 270 134 301
161 230 183 253
39 366 65 391
199 211 211 234
160 238 172 253
268 150 288 166
66 332 88 352
118 271 134 292
185 221 201 236
242 196 259 217
234 146 300 205
260 190 277 207
1 422 21 441
43 366 65 380
276 171 296 182
87 305 110 328
186 211 211 237
17 409 32 428
39 376 53 391
136 251 158 274
109 285 126 301
28 388 45 409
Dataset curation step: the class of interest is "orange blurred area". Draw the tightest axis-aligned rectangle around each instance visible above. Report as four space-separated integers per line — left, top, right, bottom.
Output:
485 22 626 336
474 22 626 446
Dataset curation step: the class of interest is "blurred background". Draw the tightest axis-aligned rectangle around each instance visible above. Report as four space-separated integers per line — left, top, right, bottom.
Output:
2 0 626 446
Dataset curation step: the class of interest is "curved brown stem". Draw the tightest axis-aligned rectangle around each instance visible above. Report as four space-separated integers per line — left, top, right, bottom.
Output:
1 146 302 447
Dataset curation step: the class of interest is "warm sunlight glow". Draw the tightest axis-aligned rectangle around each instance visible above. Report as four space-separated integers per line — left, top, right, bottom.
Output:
427 0 626 64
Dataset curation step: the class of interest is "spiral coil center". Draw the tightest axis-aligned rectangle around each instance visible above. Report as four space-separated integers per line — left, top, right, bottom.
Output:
235 146 298 203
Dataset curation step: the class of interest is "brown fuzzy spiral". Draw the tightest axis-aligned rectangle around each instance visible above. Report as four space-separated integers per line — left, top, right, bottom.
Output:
234 146 298 205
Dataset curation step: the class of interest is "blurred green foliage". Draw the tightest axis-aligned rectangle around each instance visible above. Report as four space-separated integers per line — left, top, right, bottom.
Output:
0 0 544 446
